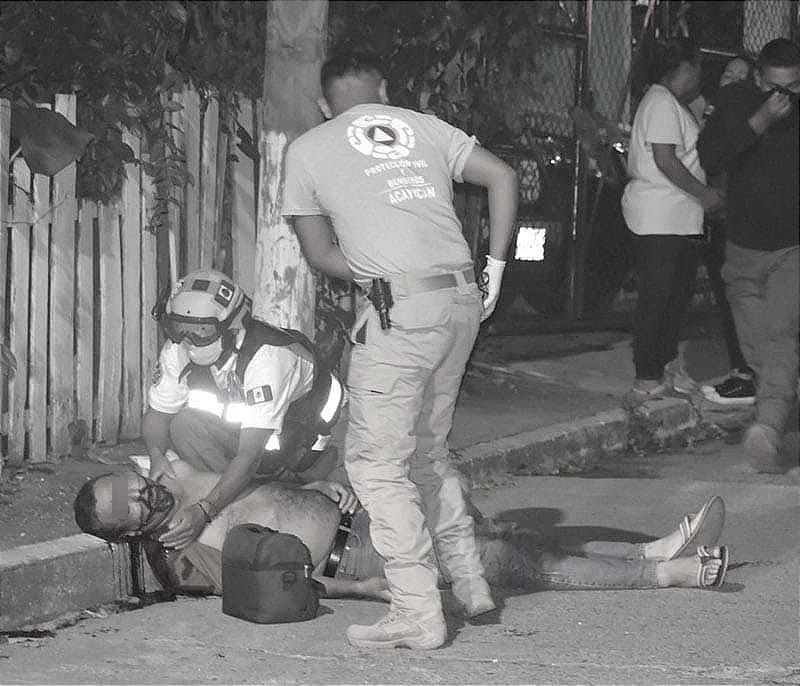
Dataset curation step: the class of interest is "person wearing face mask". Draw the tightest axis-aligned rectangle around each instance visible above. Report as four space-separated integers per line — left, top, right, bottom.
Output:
142 269 348 550
697 54 759 407
698 38 799 474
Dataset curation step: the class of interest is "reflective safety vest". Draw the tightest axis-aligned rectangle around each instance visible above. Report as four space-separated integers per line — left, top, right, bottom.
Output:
180 321 343 464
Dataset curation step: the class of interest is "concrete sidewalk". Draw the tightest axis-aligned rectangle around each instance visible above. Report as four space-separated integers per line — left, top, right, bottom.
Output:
0 336 757 632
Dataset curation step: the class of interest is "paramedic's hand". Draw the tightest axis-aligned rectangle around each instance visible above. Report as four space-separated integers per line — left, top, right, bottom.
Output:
480 255 507 322
302 481 358 514
159 504 206 550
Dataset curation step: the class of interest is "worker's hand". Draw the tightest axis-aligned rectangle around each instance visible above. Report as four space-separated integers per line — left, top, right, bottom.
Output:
148 451 177 482
301 481 358 514
158 504 207 550
480 255 507 322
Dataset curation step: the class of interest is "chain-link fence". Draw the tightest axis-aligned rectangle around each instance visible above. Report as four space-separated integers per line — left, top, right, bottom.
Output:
475 0 798 323
476 0 635 319
744 0 798 53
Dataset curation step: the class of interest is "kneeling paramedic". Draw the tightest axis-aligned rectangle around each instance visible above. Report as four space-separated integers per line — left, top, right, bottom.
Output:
143 268 346 550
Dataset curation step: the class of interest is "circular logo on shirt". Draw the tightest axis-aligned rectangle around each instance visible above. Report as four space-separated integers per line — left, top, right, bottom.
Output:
347 115 416 159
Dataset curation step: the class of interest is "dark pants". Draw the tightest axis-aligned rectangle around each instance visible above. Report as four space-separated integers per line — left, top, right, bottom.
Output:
702 222 750 373
632 234 699 380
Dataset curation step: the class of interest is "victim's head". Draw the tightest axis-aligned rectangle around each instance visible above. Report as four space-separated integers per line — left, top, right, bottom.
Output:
73 472 176 543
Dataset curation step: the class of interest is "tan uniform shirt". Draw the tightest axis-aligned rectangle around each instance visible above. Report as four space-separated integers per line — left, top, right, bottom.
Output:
282 103 477 280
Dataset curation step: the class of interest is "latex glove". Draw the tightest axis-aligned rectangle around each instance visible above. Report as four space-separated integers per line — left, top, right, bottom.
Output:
158 503 207 549
480 255 507 322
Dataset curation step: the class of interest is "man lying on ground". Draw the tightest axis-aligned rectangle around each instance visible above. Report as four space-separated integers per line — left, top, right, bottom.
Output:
74 459 730 604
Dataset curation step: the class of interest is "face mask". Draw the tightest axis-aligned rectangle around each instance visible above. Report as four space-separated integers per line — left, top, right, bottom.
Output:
187 338 223 366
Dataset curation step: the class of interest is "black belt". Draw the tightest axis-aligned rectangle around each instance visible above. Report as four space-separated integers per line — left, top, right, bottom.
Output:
322 512 353 578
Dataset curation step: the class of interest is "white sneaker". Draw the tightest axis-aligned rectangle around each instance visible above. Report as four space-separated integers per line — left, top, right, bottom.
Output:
346 611 446 650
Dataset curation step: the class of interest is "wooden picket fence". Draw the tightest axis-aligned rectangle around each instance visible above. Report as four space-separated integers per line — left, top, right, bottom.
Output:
0 89 259 464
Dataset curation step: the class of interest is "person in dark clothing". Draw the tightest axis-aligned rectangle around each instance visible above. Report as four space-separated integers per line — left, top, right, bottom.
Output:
699 54 758 406
697 38 799 473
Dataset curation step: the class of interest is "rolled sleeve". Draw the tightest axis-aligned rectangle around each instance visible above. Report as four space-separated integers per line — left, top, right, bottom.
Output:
147 343 188 414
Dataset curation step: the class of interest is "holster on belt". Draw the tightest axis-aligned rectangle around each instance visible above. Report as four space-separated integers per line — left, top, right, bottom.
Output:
367 278 394 330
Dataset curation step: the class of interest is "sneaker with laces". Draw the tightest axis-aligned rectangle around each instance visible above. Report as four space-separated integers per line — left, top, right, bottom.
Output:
664 358 698 395
701 370 756 406
346 611 446 650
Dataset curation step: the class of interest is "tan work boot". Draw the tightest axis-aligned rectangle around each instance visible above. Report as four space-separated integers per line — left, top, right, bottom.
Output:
346 610 446 650
451 576 496 618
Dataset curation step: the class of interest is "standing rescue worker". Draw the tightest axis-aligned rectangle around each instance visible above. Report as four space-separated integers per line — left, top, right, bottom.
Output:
282 51 518 649
143 269 349 550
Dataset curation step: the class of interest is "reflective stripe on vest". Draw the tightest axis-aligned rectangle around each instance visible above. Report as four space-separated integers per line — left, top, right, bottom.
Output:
186 371 344 449
320 373 343 424
186 389 250 424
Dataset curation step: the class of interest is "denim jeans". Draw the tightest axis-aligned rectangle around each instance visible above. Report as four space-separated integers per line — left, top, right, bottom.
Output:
722 242 799 432
337 512 660 590
335 508 386 581
476 527 659 590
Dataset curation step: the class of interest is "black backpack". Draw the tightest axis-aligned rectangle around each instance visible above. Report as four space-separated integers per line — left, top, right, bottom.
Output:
222 523 320 624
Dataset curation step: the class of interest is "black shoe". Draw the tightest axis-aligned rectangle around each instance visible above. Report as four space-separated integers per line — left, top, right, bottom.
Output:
701 371 755 406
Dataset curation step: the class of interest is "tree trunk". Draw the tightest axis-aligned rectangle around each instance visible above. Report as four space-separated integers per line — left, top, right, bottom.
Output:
253 0 328 336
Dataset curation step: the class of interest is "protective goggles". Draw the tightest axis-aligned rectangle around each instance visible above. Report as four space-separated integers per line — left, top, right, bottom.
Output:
161 313 223 347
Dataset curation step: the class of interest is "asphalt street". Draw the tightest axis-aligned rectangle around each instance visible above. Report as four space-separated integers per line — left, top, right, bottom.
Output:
1 438 797 685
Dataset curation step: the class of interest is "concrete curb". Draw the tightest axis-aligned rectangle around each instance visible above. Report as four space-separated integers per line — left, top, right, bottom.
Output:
456 396 698 485
1 535 131 632
1 397 701 631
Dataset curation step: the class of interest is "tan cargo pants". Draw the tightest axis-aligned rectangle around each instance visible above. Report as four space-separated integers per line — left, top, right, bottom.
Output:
344 274 488 619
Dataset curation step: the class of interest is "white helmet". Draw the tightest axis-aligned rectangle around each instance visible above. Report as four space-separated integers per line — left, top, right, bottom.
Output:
160 269 248 346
